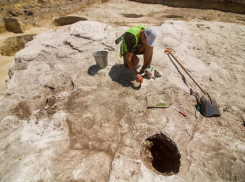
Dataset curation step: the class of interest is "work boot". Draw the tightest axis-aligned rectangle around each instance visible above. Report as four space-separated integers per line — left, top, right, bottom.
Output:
139 66 146 74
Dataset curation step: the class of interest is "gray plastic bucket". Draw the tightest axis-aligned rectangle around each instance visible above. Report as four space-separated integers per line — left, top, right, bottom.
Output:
93 51 108 69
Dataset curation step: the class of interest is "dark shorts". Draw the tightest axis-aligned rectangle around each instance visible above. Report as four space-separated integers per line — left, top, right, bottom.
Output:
122 32 144 68
123 46 144 68
123 45 144 60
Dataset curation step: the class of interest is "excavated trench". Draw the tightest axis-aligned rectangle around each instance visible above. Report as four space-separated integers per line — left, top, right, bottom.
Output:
131 0 245 14
54 16 87 26
0 34 35 56
141 133 181 175
122 14 143 18
1 16 87 57
4 18 23 33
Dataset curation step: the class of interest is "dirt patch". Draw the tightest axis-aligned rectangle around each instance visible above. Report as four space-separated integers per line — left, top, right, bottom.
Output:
161 15 185 19
3 18 23 33
1 34 35 56
54 16 87 26
122 14 143 18
11 101 31 120
131 0 245 14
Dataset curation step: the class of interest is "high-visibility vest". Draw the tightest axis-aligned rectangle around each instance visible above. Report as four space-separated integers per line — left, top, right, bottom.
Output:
120 25 147 58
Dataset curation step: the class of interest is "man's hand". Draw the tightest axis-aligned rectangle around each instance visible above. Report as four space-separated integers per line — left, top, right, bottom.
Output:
136 74 143 83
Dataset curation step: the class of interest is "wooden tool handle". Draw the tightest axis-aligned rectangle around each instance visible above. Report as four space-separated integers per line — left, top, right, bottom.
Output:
179 110 187 117
147 106 169 109
164 49 207 95
164 49 172 54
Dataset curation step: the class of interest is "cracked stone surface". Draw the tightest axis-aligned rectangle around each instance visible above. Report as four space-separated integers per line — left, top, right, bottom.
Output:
0 0 245 181
1 19 245 181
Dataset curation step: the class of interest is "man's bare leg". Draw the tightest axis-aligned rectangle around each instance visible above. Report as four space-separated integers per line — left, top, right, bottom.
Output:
124 54 140 69
132 54 140 67
125 52 140 75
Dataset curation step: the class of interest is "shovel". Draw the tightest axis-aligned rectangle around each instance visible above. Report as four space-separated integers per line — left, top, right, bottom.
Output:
190 89 201 118
164 49 221 117
115 33 124 45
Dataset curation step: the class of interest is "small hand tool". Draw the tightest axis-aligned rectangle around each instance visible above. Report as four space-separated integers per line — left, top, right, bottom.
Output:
173 107 187 117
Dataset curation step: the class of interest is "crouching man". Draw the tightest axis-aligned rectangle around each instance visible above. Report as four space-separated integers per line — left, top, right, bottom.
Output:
119 25 157 83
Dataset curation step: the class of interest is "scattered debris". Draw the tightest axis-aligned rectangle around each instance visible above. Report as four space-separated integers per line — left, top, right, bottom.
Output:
24 10 33 16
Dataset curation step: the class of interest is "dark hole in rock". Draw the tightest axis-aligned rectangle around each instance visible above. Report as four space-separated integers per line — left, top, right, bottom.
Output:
54 16 87 26
122 14 143 18
0 34 35 56
141 133 181 175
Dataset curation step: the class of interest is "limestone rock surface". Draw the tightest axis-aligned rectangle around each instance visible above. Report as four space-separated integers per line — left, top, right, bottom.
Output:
1 13 245 182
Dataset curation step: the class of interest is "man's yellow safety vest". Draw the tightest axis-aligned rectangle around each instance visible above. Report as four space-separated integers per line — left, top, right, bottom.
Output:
119 25 147 58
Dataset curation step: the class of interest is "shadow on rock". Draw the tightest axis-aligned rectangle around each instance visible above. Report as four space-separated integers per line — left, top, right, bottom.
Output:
109 64 141 90
87 65 102 75
167 54 188 87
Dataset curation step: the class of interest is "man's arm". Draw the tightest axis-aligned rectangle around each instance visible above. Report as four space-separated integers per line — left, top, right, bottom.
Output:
124 32 137 75
126 52 138 75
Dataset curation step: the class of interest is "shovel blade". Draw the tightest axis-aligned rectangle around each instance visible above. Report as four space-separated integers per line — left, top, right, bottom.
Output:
200 95 221 117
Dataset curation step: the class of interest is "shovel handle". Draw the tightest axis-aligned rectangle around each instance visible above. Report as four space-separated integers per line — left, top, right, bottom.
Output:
164 49 172 54
164 49 206 95
115 33 124 45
